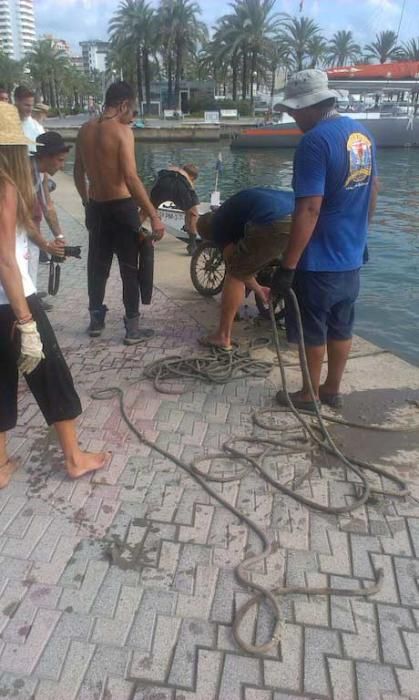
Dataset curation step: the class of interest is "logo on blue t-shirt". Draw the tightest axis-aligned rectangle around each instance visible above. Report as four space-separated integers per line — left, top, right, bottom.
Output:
345 132 373 190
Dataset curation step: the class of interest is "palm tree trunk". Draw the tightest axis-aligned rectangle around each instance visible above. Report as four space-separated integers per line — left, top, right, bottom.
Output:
54 75 61 115
136 48 144 111
167 52 173 108
241 50 248 100
232 54 238 101
41 80 47 103
143 50 151 114
175 44 182 112
48 77 56 109
250 51 257 107
270 61 277 100
297 50 303 71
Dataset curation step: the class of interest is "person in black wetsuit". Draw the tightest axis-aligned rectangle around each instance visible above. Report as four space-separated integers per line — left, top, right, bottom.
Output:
150 164 199 255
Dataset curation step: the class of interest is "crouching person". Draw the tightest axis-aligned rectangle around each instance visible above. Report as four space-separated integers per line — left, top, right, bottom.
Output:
196 187 295 351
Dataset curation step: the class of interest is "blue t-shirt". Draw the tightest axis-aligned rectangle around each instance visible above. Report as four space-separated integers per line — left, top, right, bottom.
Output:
293 116 377 272
212 187 295 248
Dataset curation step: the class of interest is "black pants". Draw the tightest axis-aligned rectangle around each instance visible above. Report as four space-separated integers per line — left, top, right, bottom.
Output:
86 198 140 318
0 295 82 432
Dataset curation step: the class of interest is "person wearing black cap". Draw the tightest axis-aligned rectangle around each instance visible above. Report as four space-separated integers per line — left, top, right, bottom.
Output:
27 132 71 295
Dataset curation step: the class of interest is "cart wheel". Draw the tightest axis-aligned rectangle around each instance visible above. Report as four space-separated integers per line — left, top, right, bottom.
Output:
190 242 226 297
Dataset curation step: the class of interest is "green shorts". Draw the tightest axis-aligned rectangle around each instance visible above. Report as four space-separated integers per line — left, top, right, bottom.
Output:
226 217 292 279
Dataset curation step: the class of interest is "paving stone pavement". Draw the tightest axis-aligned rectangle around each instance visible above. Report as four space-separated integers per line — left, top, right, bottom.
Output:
1 201 419 700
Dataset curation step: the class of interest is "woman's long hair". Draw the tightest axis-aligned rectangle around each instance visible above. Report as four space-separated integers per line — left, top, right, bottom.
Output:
0 145 34 231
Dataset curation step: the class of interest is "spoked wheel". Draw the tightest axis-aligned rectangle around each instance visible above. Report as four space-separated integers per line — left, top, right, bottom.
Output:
190 242 226 297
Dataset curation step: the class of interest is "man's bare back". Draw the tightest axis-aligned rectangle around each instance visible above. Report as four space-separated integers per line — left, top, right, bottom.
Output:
73 84 164 238
77 118 133 202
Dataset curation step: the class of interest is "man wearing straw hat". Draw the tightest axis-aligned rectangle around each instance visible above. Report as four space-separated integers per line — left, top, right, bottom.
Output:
33 102 50 128
270 69 379 412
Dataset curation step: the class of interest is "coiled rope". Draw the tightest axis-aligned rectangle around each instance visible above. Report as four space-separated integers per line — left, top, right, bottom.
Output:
92 290 414 656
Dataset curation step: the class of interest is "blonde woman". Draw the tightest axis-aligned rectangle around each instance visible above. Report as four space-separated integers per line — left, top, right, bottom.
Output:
0 103 107 488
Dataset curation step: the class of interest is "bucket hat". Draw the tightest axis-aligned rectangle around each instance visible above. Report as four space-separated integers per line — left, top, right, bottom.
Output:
0 103 35 146
36 131 71 156
280 69 338 110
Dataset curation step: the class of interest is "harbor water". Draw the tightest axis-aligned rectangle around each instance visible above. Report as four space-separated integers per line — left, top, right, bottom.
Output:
66 142 419 365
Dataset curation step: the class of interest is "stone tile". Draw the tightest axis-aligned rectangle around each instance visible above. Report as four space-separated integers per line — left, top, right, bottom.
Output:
218 654 261 700
35 641 95 700
303 627 340 696
356 661 398 700
130 615 182 682
1 608 61 674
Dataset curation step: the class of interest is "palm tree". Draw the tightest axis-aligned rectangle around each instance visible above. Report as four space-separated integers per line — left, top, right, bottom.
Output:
158 0 177 107
327 30 361 67
109 0 156 113
307 35 328 68
26 38 70 110
268 38 291 101
212 0 283 105
170 0 207 111
0 52 24 96
401 38 419 61
235 0 283 106
364 30 402 64
210 12 246 100
280 15 323 71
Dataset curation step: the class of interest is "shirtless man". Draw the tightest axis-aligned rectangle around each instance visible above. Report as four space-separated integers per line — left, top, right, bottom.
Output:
73 81 165 344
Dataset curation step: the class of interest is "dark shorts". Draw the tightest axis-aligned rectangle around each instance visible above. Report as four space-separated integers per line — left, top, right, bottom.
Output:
150 171 199 212
226 218 291 279
285 269 360 347
0 295 82 432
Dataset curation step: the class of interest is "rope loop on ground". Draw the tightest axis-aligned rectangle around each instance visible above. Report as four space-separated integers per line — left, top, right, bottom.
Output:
92 291 414 656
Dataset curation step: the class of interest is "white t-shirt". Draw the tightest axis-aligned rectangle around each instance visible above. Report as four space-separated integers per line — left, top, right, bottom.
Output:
22 116 44 153
0 230 36 305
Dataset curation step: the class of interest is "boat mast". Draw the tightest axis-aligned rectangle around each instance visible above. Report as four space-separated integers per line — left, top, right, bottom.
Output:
396 0 407 39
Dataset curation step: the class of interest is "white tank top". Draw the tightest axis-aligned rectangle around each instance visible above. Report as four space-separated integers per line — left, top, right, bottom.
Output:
0 230 36 305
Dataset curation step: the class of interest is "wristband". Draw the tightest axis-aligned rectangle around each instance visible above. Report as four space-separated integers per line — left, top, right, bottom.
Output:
17 314 33 325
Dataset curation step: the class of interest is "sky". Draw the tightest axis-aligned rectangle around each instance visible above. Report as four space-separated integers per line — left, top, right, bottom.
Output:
34 0 418 54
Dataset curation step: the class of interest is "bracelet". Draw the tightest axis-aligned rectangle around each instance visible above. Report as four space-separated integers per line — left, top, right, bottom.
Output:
17 314 33 325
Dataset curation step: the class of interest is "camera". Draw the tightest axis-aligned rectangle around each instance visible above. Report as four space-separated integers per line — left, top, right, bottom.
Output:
51 246 82 263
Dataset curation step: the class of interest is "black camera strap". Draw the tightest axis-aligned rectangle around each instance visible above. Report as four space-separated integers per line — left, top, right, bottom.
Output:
48 260 61 296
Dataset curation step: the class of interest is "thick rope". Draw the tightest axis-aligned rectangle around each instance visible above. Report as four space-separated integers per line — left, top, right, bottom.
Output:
92 291 414 656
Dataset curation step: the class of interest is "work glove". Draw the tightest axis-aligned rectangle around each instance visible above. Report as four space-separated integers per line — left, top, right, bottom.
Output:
17 321 44 375
270 265 295 301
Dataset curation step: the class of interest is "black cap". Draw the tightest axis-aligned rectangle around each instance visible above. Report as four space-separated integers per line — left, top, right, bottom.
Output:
36 131 71 156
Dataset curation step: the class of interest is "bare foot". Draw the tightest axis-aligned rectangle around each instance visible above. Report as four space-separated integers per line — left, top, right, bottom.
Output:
66 451 110 479
198 335 233 351
0 459 19 489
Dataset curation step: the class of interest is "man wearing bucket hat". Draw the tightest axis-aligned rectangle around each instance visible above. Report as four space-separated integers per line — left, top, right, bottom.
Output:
271 69 379 411
25 132 71 298
32 131 71 246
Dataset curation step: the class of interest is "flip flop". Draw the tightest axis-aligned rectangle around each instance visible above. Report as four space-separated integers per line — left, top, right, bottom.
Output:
0 459 19 488
275 390 320 413
198 336 234 352
319 389 344 410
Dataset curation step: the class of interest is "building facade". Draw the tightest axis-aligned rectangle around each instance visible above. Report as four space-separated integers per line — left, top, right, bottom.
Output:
0 0 36 60
79 40 109 75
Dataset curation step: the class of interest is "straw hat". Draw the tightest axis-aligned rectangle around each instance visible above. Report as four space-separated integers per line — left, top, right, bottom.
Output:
0 103 35 146
33 102 50 114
